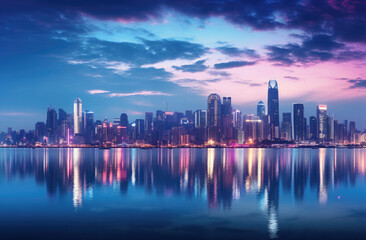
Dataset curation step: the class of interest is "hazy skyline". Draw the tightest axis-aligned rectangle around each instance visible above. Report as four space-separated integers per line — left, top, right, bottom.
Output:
1 0 365 131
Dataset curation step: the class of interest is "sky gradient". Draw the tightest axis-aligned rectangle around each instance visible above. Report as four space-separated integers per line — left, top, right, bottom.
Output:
0 0 365 131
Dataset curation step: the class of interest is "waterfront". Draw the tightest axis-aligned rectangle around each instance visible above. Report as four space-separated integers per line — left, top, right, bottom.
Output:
1 148 366 239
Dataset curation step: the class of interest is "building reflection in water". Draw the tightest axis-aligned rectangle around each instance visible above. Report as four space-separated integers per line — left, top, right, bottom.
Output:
1 148 366 237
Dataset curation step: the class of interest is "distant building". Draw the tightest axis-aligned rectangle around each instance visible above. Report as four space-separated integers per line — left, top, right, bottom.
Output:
207 93 221 142
145 112 153 132
268 80 280 139
309 116 317 140
257 101 265 118
73 97 82 135
281 112 292 140
83 110 94 144
120 113 128 127
194 110 207 128
293 104 304 141
317 105 328 141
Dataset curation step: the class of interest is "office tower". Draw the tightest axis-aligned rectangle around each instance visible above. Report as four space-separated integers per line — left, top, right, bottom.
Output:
317 105 328 141
156 110 165 121
257 101 265 118
232 109 242 129
83 110 94 144
58 108 67 125
185 110 194 124
207 93 221 142
309 116 317 140
135 119 145 140
73 97 82 135
194 110 207 128
303 117 308 140
243 114 263 143
221 97 233 143
349 121 356 143
174 112 184 126
327 115 334 141
35 122 46 142
120 113 128 127
268 80 280 139
46 106 57 144
145 112 153 132
293 104 304 141
281 112 292 140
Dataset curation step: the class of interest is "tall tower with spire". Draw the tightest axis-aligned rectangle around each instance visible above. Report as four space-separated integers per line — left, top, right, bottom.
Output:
268 80 279 139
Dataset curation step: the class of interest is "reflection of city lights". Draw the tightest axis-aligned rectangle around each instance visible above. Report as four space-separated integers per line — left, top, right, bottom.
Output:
73 148 82 208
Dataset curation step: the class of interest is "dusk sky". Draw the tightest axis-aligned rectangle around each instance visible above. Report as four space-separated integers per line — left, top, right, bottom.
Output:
1 0 365 131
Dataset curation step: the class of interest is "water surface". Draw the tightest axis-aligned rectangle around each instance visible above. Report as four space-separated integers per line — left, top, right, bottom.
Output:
1 148 366 239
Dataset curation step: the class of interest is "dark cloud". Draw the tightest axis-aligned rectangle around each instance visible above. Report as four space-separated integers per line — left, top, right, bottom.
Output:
266 34 365 65
2 0 365 44
216 46 260 58
284 76 299 80
208 71 231 77
172 60 208 73
214 61 256 69
348 78 366 89
76 38 208 66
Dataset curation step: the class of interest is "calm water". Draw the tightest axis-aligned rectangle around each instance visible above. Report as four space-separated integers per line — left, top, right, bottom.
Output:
1 148 366 240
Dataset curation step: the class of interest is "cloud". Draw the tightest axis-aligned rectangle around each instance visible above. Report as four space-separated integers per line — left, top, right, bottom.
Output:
108 91 172 97
216 46 260 58
214 61 256 69
2 0 366 45
172 60 208 73
72 38 208 67
208 71 231 77
284 76 299 80
347 78 366 89
266 34 365 65
88 89 110 94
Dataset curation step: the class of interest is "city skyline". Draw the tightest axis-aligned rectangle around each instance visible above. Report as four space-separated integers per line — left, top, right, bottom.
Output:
1 80 362 147
1 0 366 130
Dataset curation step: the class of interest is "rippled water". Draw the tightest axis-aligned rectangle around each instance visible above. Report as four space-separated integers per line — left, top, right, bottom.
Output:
1 148 366 239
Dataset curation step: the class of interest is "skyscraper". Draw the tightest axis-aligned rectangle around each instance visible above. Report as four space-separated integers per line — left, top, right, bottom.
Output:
309 116 317 140
194 110 207 128
257 101 265 118
83 110 94 144
207 93 221 142
293 104 304 141
145 112 153 132
73 97 82 135
268 80 279 139
120 113 128 127
317 105 328 141
281 112 292 140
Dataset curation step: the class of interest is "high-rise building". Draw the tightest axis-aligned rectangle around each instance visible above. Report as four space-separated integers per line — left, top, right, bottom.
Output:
317 105 328 141
83 110 94 144
349 121 356 143
257 101 265 118
194 110 207 128
120 113 128 127
232 109 242 129
281 112 292 140
73 97 82 135
145 112 153 132
309 116 317 140
185 110 194 124
207 93 221 142
46 106 57 144
134 119 145 140
268 80 280 139
35 122 46 142
58 108 67 125
293 104 304 141
221 97 233 142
